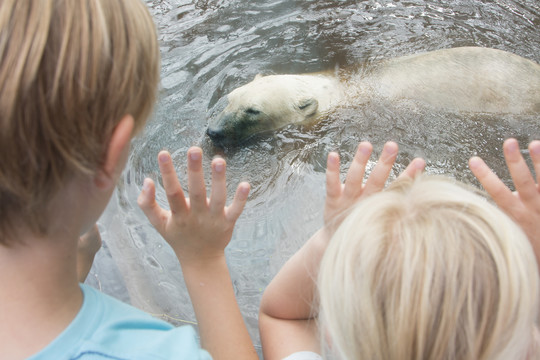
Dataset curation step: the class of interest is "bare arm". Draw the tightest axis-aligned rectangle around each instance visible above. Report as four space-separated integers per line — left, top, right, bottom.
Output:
77 224 102 282
469 138 540 269
137 148 256 360
259 141 425 359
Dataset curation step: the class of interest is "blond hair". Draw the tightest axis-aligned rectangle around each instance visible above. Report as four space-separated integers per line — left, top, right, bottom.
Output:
0 0 160 241
319 175 539 360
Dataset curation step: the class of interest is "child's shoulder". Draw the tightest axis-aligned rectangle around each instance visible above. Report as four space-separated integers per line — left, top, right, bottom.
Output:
29 284 212 360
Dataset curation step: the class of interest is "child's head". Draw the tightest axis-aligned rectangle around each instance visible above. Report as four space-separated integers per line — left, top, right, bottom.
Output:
319 175 539 360
0 0 160 242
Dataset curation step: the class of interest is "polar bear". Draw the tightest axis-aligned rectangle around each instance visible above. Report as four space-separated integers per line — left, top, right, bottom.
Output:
206 47 540 145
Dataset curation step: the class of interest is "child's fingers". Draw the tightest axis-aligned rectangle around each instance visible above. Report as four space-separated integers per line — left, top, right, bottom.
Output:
363 141 398 196
137 178 169 233
209 157 227 214
325 152 341 199
469 156 517 212
225 182 250 222
529 140 540 188
158 151 188 215
398 157 426 180
342 142 372 199
186 147 208 212
503 139 539 209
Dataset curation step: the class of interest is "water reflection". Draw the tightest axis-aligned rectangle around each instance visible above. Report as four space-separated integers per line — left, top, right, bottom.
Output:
87 0 540 355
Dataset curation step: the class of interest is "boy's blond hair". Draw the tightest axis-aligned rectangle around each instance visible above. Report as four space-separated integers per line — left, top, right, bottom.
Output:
319 175 539 360
0 0 160 242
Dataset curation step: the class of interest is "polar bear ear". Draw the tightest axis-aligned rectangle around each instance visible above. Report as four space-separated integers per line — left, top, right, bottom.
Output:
254 73 264 80
298 98 318 117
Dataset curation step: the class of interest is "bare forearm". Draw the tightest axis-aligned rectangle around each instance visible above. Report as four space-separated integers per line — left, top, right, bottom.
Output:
76 252 96 282
77 225 102 282
181 256 257 360
259 229 328 359
259 313 319 359
260 228 330 321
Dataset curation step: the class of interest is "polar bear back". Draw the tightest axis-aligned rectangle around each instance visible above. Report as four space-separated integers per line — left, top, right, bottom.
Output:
368 47 540 114
207 47 540 145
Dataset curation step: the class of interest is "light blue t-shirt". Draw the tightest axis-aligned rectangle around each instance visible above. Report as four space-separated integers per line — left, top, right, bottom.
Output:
29 284 212 360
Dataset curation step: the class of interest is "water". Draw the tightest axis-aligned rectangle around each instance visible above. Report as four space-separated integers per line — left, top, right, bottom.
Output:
86 0 540 355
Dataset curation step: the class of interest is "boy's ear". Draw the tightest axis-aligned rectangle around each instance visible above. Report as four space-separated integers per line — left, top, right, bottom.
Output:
94 115 135 190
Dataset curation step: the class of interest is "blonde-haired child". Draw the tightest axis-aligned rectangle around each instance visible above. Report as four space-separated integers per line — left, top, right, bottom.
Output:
0 1 256 359
260 140 540 360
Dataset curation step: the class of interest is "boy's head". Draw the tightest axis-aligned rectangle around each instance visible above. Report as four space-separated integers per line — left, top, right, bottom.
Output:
319 175 539 360
0 0 160 242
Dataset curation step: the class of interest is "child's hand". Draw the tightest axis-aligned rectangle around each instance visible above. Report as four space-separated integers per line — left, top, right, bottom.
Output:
324 141 425 229
469 138 540 267
139 148 256 358
77 224 102 282
137 147 250 266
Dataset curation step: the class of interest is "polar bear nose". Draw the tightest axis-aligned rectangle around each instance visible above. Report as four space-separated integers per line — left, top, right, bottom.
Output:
206 127 225 143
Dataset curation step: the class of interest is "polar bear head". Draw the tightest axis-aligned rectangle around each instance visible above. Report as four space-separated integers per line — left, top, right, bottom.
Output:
206 74 338 146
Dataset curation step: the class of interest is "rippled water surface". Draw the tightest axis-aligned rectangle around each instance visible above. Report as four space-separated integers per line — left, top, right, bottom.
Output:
87 0 540 354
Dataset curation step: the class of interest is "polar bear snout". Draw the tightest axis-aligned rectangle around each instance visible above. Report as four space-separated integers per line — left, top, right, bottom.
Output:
207 106 278 146
206 110 235 146
206 127 226 144
206 111 255 146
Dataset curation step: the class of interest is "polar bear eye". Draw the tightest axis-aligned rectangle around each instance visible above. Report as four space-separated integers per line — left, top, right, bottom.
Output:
245 108 261 116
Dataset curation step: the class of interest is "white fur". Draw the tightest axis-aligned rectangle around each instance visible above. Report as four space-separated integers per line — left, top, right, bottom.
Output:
207 47 540 144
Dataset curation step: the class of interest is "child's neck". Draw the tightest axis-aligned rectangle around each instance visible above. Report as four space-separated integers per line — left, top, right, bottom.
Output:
0 229 83 359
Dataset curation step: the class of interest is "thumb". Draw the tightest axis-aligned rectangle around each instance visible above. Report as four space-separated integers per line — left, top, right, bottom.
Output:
138 178 168 233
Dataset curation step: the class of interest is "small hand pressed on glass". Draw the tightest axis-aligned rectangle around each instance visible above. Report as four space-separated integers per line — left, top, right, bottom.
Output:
324 141 425 230
470 138 540 267
137 147 250 265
